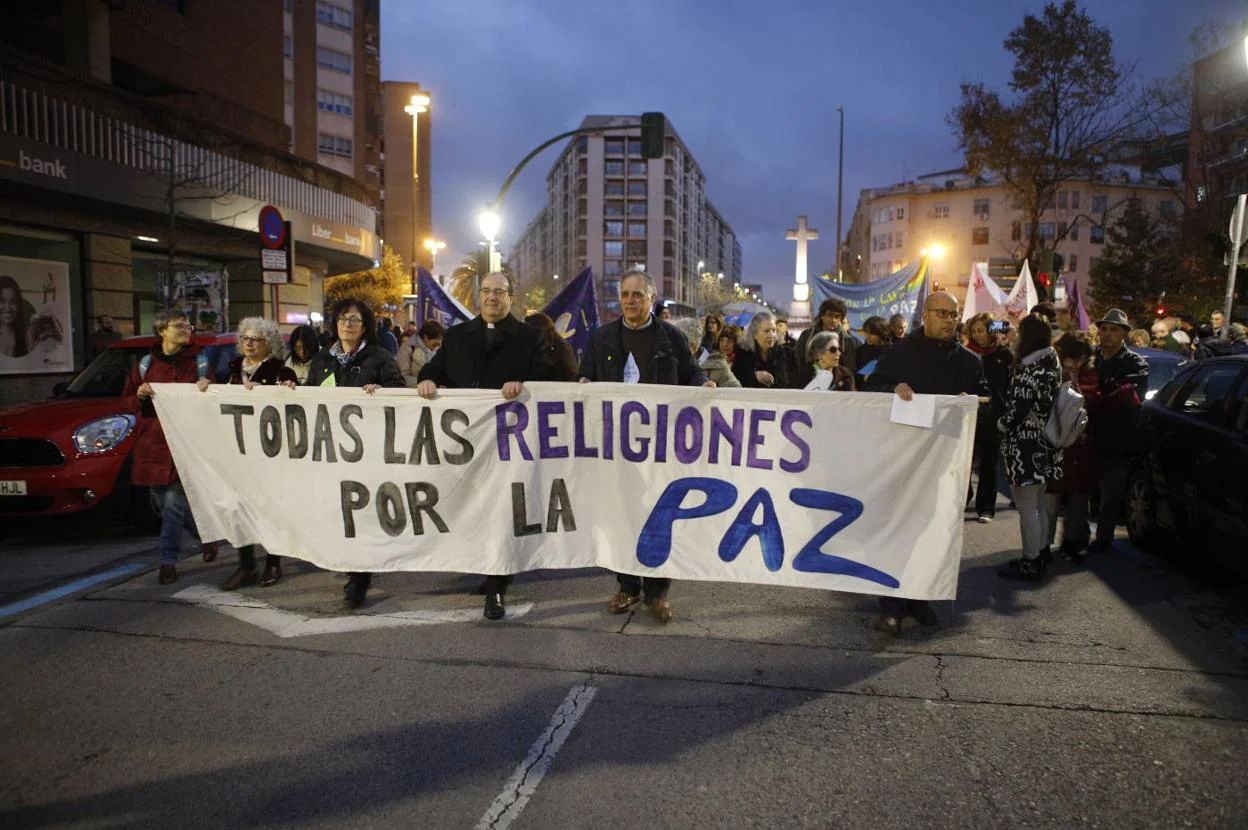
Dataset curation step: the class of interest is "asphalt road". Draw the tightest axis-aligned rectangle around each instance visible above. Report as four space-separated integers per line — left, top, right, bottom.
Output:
1 509 1246 830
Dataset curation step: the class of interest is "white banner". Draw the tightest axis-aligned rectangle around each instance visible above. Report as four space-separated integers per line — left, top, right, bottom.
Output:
153 383 978 600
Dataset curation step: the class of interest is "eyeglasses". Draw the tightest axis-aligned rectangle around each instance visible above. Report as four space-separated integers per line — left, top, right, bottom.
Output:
240 335 265 344
480 288 510 298
337 315 364 326
926 309 959 320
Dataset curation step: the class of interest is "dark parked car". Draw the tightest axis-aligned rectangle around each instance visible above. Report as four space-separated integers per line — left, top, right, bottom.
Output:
1125 355 1248 575
1136 346 1186 400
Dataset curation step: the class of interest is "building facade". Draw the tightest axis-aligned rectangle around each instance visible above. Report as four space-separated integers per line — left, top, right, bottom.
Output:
379 81 432 281
1187 38 1248 234
0 0 380 401
509 115 742 321
844 166 1182 302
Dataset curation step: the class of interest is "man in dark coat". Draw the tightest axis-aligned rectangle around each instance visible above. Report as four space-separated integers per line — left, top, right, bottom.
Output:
1086 309 1149 553
418 272 547 620
579 269 714 624
121 308 216 585
86 314 121 362
866 291 988 636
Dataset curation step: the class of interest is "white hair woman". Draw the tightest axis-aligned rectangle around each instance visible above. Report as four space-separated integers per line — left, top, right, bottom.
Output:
210 317 298 590
731 311 789 388
803 330 855 391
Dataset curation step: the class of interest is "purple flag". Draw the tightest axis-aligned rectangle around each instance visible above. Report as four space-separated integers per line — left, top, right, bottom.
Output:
1064 274 1091 330
416 266 471 329
542 267 599 360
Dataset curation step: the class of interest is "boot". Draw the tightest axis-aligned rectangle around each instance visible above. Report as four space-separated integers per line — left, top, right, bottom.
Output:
343 573 372 610
998 556 1047 582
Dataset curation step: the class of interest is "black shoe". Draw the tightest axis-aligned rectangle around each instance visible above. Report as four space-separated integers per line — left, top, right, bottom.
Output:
908 600 939 627
220 567 257 591
998 556 1047 582
483 593 505 620
1060 540 1087 563
1039 546 1053 567
343 574 371 610
1087 539 1113 554
872 614 901 635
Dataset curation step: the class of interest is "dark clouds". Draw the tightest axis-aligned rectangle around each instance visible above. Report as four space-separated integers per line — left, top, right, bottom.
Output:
382 0 1242 301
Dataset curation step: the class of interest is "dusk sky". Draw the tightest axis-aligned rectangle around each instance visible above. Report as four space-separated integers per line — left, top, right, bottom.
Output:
381 0 1242 302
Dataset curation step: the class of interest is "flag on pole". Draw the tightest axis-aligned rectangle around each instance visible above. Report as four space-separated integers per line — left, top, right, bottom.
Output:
1064 274 1091 331
542 267 599 360
415 266 471 328
961 263 1007 322
1003 260 1039 325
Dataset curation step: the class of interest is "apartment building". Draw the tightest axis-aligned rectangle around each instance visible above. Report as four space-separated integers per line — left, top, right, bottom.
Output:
1188 37 1248 223
379 81 433 277
509 115 742 321
844 166 1182 302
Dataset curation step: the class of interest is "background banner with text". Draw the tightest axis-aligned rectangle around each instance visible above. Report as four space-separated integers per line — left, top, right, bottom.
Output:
154 383 977 600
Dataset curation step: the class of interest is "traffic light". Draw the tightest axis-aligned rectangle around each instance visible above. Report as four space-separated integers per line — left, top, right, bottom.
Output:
640 112 665 159
1155 305 1166 317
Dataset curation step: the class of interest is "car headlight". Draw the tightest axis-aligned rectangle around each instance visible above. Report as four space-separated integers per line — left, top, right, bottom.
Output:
73 415 137 454
1144 389 1157 400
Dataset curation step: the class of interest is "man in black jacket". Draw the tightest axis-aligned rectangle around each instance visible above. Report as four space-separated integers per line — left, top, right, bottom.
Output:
1087 309 1149 553
866 291 987 636
417 271 547 620
579 269 714 623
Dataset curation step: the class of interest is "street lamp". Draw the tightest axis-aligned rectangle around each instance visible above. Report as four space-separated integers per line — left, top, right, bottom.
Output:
404 92 431 293
423 238 446 284
478 207 501 274
921 243 947 261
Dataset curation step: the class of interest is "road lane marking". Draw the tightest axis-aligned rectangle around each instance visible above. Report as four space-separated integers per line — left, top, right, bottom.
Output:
172 584 534 637
0 563 145 621
475 681 598 830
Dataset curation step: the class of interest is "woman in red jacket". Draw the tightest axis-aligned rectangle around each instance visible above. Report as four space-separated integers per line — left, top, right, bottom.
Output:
120 309 215 585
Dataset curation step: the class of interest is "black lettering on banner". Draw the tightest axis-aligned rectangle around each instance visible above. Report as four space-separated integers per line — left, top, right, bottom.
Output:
311 404 338 463
220 404 255 454
383 406 406 464
259 405 282 458
511 482 542 536
409 408 440 465
340 480 369 537
285 405 309 459
376 482 406 536
440 410 474 465
338 404 364 462
405 482 450 534
545 478 577 533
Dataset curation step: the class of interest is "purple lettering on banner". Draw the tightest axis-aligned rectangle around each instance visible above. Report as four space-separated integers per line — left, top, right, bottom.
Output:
654 403 669 463
779 410 813 473
602 400 614 460
537 401 569 459
573 401 599 458
495 402 533 461
673 406 704 464
747 409 776 470
708 407 744 466
620 401 650 462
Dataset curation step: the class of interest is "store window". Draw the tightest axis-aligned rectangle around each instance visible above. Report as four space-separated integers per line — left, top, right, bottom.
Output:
0 224 82 375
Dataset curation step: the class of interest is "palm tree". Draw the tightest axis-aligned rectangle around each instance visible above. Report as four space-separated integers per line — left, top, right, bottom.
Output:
448 250 513 314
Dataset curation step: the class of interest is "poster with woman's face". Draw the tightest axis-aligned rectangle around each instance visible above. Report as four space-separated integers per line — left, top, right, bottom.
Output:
0 256 73 375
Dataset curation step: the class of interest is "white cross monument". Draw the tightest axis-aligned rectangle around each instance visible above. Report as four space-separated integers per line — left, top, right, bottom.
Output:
787 215 818 323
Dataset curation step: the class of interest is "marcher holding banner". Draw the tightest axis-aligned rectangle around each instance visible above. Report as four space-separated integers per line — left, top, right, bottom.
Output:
866 291 987 635
579 269 714 623
307 298 405 609
802 331 854 391
417 272 548 620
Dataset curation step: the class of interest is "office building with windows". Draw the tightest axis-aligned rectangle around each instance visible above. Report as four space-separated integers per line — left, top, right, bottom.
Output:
843 167 1181 303
509 115 741 321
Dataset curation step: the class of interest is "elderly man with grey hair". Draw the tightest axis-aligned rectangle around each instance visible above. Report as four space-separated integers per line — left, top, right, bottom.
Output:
579 269 715 623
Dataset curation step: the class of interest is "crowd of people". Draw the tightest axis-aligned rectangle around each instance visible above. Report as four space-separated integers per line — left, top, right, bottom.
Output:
123 270 1244 635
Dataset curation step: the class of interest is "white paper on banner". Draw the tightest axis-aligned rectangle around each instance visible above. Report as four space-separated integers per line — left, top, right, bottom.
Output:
153 384 978 600
889 394 936 429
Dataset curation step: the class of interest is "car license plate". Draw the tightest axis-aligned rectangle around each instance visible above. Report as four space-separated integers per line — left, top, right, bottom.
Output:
0 480 28 496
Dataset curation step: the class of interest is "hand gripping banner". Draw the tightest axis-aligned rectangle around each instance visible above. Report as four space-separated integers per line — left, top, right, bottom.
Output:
153 383 977 600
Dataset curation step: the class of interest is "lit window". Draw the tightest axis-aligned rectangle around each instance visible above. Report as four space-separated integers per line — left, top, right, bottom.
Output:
605 221 623 236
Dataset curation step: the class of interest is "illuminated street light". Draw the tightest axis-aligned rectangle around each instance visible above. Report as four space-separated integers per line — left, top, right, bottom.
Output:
926 243 947 260
403 93 430 117
424 238 446 283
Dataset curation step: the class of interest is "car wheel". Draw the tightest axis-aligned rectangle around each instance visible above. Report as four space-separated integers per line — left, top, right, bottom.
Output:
1125 466 1164 550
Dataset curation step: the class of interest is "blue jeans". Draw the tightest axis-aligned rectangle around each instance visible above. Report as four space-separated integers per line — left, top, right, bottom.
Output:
149 483 200 566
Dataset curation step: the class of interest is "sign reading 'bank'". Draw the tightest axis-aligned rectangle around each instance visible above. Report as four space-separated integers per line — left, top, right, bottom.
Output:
154 384 977 600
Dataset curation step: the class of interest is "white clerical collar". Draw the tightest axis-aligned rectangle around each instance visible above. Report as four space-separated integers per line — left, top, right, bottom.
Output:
622 315 655 331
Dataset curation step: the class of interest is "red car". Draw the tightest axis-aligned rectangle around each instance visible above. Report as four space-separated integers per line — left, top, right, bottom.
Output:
0 333 241 523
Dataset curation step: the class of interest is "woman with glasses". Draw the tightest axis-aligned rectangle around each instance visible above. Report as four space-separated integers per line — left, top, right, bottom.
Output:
802 331 855 391
307 297 405 609
212 317 298 590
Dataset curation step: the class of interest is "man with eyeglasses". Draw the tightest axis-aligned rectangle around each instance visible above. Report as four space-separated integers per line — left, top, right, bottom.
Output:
417 271 548 620
122 308 216 585
578 269 715 623
866 291 988 636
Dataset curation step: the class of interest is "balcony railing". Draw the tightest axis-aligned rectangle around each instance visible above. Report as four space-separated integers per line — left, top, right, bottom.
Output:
0 69 376 232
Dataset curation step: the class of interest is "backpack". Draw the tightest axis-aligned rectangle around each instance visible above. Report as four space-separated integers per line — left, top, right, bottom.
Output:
139 352 210 382
1042 381 1088 449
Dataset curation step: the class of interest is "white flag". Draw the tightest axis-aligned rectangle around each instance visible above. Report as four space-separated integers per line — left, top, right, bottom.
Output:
1004 260 1038 325
961 263 1006 322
